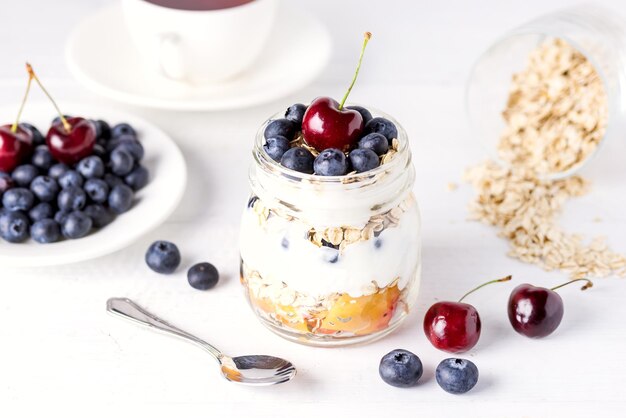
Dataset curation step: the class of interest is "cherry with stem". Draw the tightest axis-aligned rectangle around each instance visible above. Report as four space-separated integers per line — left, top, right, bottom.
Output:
0 64 36 172
26 63 97 164
423 275 512 353
508 278 593 339
302 32 373 152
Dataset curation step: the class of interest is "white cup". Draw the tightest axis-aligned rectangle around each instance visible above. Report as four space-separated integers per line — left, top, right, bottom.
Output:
121 0 278 84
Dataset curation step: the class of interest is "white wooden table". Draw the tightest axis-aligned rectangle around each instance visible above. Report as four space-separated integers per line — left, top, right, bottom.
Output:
1 1 626 416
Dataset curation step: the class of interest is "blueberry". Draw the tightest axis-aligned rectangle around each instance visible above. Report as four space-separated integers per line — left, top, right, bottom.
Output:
109 148 134 176
379 349 423 388
77 156 105 179
108 184 133 214
84 204 115 228
0 171 14 194
0 210 30 243
29 176 59 202
111 122 136 139
58 170 84 189
145 240 181 274
30 219 61 244
374 238 383 249
322 247 339 263
115 139 144 162
348 148 379 173
280 147 314 174
84 179 109 203
124 165 149 191
11 164 38 187
106 134 137 152
54 211 69 224
364 117 398 144
31 145 54 170
264 118 297 140
264 136 291 162
2 188 35 211
19 123 45 147
104 173 124 188
435 358 479 394
247 195 258 209
93 119 111 140
29 202 54 222
91 144 108 162
57 186 87 211
285 103 307 125
346 106 373 125
61 211 93 239
187 262 219 290
48 163 69 180
313 148 348 176
358 133 389 156
281 237 289 249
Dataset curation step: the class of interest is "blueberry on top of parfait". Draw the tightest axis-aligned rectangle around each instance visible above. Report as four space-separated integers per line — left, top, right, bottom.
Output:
349 148 379 173
265 118 297 140
313 148 348 176
280 147 314 174
285 103 307 126
346 105 373 125
264 136 291 162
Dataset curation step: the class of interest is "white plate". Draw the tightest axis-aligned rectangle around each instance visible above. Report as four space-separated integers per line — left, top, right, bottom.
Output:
0 102 187 267
65 3 332 111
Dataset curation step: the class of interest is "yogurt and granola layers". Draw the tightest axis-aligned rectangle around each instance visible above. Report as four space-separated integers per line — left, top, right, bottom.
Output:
240 193 421 340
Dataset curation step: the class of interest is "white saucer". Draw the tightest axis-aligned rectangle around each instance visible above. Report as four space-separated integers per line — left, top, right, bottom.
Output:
65 4 331 111
0 102 187 267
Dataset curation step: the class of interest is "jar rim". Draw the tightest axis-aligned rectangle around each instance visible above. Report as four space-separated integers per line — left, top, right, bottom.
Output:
253 104 410 186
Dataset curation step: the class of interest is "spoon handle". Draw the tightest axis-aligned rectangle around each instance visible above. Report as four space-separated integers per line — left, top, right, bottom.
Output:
106 297 223 361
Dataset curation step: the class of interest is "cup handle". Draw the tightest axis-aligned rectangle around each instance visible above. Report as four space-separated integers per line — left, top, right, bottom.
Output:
158 33 186 81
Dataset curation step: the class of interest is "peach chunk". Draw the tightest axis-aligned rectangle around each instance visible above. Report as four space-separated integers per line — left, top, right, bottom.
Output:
317 285 401 335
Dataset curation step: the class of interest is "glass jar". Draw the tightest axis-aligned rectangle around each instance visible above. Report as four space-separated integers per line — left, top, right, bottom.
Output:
466 4 626 179
239 108 421 347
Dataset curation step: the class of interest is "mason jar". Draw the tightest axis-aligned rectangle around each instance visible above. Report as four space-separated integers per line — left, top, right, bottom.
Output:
466 4 626 179
239 108 421 347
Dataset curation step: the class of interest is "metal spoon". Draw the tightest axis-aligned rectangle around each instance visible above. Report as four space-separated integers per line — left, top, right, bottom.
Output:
106 297 296 386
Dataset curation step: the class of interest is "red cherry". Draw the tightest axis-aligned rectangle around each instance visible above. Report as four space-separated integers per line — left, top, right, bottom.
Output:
508 279 592 338
46 117 96 165
0 63 36 172
0 124 33 172
22 63 96 165
423 301 481 353
423 275 511 353
302 32 372 152
302 97 363 152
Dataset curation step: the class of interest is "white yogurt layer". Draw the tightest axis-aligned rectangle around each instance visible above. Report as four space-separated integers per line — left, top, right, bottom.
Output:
239 201 421 298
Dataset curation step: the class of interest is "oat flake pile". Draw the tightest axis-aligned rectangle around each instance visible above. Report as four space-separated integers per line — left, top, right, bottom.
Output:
465 38 626 279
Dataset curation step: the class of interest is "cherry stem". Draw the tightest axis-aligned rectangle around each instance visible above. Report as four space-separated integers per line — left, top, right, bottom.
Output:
11 70 34 133
550 278 593 291
26 63 71 133
338 32 372 110
458 275 512 303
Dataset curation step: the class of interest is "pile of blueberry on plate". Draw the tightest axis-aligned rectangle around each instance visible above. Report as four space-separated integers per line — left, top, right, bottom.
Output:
0 119 148 244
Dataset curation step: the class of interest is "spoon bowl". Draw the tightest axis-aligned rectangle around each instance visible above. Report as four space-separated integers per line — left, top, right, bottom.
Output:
220 355 296 385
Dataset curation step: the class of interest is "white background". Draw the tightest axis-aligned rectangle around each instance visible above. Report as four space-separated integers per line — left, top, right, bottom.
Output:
1 0 626 417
